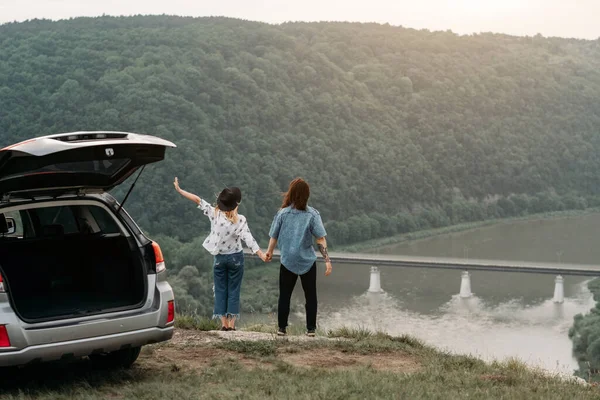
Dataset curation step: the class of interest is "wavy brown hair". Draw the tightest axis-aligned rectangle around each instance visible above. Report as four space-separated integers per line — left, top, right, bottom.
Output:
281 178 310 210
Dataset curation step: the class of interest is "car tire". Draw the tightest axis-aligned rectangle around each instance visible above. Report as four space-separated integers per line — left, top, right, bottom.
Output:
90 346 142 369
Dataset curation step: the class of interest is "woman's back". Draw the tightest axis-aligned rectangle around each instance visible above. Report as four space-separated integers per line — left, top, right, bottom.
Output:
266 177 332 336
269 205 326 275
199 199 259 256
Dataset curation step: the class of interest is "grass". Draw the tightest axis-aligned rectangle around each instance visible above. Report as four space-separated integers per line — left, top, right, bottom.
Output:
327 325 374 340
241 322 326 336
0 327 596 400
326 326 426 350
174 314 220 331
216 339 278 357
240 323 277 334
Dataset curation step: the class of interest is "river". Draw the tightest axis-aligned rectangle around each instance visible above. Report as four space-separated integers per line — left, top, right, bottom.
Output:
299 214 600 374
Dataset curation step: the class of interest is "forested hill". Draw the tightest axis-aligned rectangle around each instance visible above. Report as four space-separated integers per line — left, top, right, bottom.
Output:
1 16 600 244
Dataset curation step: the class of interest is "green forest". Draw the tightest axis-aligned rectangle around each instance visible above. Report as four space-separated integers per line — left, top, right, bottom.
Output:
1 16 600 372
1 16 600 246
571 280 600 380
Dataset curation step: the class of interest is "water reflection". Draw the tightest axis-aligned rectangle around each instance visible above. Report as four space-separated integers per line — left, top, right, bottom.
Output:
315 281 594 373
317 263 587 314
372 214 600 266
282 215 600 372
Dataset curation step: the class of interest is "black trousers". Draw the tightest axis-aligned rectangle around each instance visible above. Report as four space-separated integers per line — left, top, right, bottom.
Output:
278 263 317 331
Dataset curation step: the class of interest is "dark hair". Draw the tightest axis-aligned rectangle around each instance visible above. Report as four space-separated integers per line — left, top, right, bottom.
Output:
281 178 310 211
216 187 241 212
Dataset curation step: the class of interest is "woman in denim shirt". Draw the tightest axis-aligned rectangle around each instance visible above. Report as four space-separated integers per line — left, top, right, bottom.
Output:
174 178 266 331
266 178 333 336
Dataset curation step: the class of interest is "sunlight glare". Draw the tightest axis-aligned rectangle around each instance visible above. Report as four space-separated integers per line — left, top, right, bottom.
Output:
449 0 529 15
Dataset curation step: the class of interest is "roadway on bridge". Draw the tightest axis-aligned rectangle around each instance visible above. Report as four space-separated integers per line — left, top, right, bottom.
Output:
245 250 600 276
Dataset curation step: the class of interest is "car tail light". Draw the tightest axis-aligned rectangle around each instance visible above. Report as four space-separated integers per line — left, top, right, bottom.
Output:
0 326 11 347
167 300 175 324
0 272 5 293
152 241 166 273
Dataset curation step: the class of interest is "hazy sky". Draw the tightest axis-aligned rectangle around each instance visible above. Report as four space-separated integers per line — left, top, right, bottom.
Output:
1 0 599 39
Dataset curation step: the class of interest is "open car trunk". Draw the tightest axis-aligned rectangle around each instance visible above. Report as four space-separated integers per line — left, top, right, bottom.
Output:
0 202 147 323
0 234 146 322
0 131 176 198
0 131 174 323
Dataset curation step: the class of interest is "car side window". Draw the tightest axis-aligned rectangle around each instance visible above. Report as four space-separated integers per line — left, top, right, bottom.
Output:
34 206 79 235
1 210 23 238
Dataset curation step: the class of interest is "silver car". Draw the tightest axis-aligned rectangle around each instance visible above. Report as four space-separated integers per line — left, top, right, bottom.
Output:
0 131 176 368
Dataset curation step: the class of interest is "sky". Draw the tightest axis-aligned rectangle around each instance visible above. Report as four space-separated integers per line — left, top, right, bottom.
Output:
0 0 599 40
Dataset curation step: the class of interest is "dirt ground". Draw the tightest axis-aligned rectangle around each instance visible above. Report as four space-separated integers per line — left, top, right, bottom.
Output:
138 329 421 374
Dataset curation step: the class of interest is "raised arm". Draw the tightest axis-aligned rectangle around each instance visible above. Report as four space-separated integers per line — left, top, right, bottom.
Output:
173 177 201 205
316 236 333 276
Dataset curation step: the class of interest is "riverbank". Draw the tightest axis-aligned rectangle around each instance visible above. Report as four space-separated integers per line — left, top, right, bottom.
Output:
570 278 600 380
338 208 600 253
1 327 596 400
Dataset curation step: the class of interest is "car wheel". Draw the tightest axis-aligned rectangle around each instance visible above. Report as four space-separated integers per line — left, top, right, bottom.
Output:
90 346 142 369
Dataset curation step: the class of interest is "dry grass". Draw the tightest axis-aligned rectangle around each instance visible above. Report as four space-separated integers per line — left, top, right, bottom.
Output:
0 328 596 400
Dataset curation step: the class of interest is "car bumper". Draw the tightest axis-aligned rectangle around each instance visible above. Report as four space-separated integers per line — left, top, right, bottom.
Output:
0 326 173 367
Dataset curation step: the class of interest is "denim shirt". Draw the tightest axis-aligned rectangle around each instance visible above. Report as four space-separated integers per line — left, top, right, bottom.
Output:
269 206 327 275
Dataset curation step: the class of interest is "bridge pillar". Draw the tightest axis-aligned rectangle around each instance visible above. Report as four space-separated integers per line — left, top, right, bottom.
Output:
368 266 382 293
553 275 564 304
459 271 472 298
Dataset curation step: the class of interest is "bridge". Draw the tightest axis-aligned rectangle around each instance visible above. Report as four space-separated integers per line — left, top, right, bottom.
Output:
245 251 600 303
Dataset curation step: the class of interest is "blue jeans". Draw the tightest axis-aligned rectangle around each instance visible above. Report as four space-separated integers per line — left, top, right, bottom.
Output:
213 251 244 319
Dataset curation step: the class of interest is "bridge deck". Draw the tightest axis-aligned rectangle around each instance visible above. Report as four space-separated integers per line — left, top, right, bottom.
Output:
245 251 600 276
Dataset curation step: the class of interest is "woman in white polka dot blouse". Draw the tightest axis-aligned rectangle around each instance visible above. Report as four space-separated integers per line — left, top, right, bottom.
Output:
174 177 267 331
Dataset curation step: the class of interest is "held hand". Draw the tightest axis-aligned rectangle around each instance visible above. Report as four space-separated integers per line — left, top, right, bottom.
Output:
173 177 181 192
265 252 273 262
257 250 267 262
325 261 332 276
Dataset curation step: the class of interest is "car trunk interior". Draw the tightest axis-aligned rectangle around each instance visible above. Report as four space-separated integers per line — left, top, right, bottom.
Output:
0 234 146 322
0 203 147 322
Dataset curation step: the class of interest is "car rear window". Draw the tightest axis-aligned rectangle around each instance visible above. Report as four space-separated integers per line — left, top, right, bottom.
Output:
14 203 124 238
88 206 120 234
34 206 79 235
